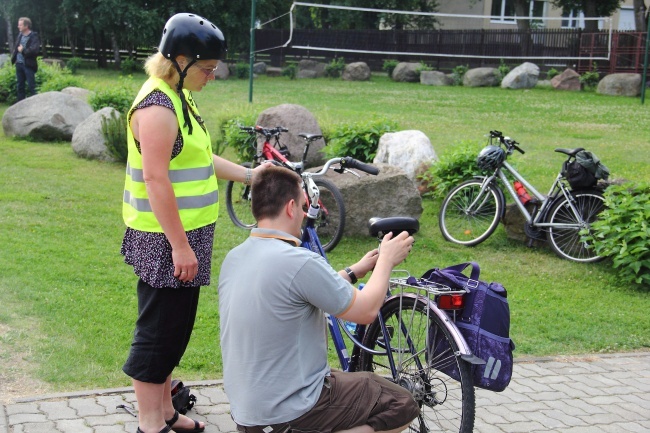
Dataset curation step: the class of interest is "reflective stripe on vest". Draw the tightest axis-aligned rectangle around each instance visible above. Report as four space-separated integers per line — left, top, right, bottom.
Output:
122 77 218 233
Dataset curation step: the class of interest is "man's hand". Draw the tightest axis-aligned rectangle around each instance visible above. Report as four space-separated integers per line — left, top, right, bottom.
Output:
17 45 23 53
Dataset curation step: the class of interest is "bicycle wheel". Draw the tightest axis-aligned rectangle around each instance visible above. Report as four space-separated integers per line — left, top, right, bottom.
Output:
304 178 345 252
546 189 605 263
359 296 475 433
225 162 256 229
439 179 504 246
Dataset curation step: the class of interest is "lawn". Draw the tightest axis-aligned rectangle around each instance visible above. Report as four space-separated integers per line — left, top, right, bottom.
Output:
0 70 648 396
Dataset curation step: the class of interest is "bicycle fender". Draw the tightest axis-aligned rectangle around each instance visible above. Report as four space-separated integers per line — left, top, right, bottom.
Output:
384 293 475 358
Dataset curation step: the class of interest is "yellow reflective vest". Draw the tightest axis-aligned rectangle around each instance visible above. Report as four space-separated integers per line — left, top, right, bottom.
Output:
123 77 218 232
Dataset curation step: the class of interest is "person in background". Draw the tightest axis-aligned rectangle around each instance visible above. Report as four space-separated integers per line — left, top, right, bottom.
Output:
11 17 41 101
219 166 420 433
121 13 268 433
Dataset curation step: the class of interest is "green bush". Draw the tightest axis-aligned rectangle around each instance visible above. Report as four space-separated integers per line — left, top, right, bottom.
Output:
0 63 17 103
100 110 128 163
235 62 249 79
580 62 600 89
325 57 346 78
546 67 559 80
65 57 83 74
451 64 469 86
585 183 650 287
39 69 82 92
419 141 479 198
382 59 399 78
0 60 83 104
416 61 433 77
120 58 141 75
322 118 398 162
282 63 297 80
89 77 134 112
496 59 511 83
217 114 259 161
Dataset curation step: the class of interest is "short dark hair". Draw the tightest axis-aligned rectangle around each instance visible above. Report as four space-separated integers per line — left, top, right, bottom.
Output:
251 166 302 220
19 17 32 29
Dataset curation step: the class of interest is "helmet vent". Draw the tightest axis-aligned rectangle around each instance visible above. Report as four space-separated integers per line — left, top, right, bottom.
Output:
199 21 204 25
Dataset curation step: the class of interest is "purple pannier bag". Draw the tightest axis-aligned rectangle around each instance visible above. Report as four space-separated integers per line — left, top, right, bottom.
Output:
422 262 515 392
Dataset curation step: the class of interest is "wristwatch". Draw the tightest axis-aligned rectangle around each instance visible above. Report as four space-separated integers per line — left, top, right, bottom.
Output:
344 267 358 284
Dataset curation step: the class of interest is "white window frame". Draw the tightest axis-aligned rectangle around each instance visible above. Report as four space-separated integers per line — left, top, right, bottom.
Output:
491 0 547 26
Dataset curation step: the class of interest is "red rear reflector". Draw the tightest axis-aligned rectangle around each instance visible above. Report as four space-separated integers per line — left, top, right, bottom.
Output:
438 294 464 310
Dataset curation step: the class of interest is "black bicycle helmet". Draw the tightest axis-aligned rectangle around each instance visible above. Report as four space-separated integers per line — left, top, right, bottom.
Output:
476 145 506 171
159 13 227 60
158 13 227 134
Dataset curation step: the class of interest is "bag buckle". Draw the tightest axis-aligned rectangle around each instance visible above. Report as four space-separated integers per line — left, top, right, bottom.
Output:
465 279 479 289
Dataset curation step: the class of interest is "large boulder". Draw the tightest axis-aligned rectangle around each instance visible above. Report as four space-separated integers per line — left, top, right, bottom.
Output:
297 59 327 78
501 62 540 89
342 62 371 81
374 130 437 181
253 62 267 75
597 73 641 97
2 91 94 141
551 68 581 91
463 67 499 87
61 86 94 103
392 62 420 82
71 107 119 162
316 163 423 236
420 70 452 86
215 63 230 80
256 104 325 167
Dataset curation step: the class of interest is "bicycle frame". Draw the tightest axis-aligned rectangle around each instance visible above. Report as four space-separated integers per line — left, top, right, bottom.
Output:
480 160 589 231
300 161 473 375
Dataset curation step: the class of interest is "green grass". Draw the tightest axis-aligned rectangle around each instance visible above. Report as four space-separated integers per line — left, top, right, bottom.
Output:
1 70 649 394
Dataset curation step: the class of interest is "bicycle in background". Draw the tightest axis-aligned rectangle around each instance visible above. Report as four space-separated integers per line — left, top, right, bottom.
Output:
438 130 606 262
225 125 345 252
302 157 479 433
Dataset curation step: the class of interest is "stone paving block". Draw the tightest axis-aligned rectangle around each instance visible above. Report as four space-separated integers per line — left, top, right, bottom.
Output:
6 403 39 415
96 425 130 433
516 379 554 393
204 412 237 433
38 401 76 420
560 398 608 415
603 403 649 422
581 395 627 406
561 426 608 433
68 397 107 417
620 378 650 392
14 421 59 433
473 422 507 433
7 413 48 425
55 418 92 432
522 390 567 401
541 409 589 427
499 420 546 432
620 393 650 407
95 395 128 412
481 405 530 423
609 421 650 433
197 387 230 405
85 413 136 426
514 410 567 430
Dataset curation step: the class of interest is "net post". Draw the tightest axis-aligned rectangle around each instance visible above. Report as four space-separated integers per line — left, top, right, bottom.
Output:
249 0 256 103
642 12 649 104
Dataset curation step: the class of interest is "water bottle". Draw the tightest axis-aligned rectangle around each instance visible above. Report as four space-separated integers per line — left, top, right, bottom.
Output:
513 181 531 204
343 284 365 333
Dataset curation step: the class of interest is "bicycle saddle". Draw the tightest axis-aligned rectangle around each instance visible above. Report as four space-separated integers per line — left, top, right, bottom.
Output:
298 133 323 141
554 147 585 157
368 217 419 238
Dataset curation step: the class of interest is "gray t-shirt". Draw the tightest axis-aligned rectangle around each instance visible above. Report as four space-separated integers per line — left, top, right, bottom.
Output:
218 228 354 426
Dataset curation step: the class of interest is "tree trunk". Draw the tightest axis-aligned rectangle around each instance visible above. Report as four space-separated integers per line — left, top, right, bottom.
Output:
111 32 121 70
5 16 14 52
583 0 599 32
514 0 532 56
633 0 647 32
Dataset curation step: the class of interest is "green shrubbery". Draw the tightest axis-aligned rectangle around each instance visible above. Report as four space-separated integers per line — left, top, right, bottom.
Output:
0 60 83 104
496 59 511 84
322 118 398 162
282 63 297 80
100 110 128 163
415 61 433 77
120 58 141 75
217 114 259 161
419 140 479 198
235 62 249 79
451 64 469 86
586 183 650 287
382 59 399 77
325 57 346 78
65 57 83 74
89 77 134 112
580 62 600 89
546 67 559 80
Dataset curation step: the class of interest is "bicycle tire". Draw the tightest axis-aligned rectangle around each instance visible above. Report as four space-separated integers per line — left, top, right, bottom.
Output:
225 162 256 229
546 189 605 263
439 179 504 246
305 178 345 252
359 296 475 433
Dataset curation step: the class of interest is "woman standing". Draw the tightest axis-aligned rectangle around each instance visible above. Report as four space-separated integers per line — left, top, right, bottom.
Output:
121 13 265 433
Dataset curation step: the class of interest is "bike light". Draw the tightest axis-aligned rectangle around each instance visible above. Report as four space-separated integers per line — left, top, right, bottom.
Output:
437 294 464 310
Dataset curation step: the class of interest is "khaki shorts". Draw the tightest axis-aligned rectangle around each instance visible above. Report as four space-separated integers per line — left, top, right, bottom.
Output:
236 371 420 433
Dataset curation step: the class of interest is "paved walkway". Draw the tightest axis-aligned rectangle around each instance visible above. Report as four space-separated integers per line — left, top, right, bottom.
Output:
1 352 648 433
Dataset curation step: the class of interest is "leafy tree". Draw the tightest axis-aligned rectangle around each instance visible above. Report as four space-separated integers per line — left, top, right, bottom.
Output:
550 0 623 31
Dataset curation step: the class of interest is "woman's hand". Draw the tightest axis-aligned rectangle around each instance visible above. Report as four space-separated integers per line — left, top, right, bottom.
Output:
172 243 198 282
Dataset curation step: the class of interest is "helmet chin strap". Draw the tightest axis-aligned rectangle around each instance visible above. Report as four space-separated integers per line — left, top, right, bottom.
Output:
171 58 197 135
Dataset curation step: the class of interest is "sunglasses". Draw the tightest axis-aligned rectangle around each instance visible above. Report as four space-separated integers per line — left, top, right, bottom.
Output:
196 64 219 77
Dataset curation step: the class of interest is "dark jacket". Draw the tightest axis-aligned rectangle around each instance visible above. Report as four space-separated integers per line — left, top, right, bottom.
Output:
11 31 41 72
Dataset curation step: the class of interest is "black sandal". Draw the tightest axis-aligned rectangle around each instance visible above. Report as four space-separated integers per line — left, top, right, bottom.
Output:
136 426 172 433
166 410 205 433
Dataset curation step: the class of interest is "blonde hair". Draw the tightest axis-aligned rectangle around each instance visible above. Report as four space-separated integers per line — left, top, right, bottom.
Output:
144 52 179 82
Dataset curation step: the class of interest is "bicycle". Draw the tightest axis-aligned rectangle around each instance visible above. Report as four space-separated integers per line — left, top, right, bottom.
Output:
438 130 607 263
302 157 480 433
225 125 346 252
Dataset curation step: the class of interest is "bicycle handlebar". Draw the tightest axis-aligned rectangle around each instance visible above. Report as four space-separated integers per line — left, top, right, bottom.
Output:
306 157 380 177
239 125 288 138
489 130 525 154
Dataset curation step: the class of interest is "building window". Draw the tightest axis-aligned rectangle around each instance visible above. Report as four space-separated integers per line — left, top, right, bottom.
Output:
562 8 583 28
491 0 546 24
